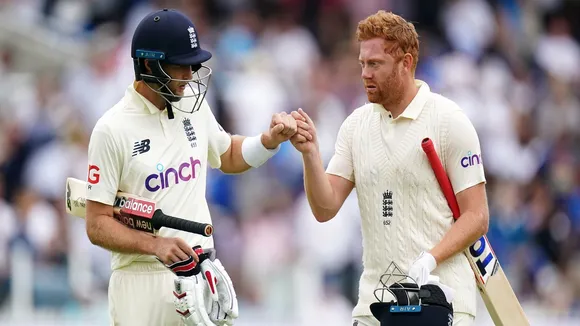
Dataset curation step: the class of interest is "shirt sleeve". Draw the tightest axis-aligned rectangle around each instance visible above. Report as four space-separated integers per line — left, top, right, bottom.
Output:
206 106 232 169
444 110 486 195
86 123 123 206
326 113 355 183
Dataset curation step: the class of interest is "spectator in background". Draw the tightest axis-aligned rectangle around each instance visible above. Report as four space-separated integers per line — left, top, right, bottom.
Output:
0 0 580 324
0 173 17 307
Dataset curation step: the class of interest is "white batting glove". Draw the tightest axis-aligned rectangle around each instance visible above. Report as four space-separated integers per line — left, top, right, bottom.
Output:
200 258 239 325
173 275 216 326
408 251 437 286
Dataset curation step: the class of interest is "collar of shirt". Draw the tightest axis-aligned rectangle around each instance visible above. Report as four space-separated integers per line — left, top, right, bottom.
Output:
127 83 163 115
373 79 431 121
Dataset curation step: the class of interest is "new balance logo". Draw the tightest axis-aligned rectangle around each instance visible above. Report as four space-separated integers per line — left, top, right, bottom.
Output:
132 139 151 156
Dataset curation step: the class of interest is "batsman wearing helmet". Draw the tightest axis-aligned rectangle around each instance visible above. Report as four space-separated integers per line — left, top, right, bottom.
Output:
84 8 304 326
290 10 488 326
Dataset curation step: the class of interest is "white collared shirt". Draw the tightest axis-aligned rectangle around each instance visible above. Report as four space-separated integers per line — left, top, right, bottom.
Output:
374 80 431 160
326 80 486 317
86 84 232 270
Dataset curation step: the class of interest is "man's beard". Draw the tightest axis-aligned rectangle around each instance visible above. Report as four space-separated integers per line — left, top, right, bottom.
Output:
366 68 404 108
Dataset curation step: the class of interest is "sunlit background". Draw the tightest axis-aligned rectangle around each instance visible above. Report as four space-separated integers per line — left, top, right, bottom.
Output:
1 0 580 325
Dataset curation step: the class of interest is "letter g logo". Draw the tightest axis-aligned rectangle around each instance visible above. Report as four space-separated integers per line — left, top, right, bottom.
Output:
88 165 100 184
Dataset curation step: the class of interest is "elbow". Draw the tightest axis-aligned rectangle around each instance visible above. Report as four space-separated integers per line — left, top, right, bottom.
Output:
85 216 101 246
219 162 249 175
86 226 99 246
313 210 336 223
479 210 490 236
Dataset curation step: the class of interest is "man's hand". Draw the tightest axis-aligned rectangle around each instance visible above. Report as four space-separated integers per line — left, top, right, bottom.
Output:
261 112 299 149
161 246 205 277
408 251 437 286
155 237 199 265
290 109 317 154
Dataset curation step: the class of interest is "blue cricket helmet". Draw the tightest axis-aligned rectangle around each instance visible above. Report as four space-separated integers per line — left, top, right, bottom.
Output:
131 8 212 116
370 262 454 326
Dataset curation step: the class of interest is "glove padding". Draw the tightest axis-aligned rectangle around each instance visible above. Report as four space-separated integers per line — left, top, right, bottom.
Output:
174 275 215 326
168 247 238 326
201 258 239 325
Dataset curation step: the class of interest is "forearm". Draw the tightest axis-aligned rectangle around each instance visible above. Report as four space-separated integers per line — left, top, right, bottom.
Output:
302 151 339 222
86 215 158 255
220 134 281 174
220 135 251 174
430 211 488 264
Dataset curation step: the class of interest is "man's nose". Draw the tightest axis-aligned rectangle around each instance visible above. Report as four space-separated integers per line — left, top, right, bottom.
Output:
182 66 193 79
361 67 372 80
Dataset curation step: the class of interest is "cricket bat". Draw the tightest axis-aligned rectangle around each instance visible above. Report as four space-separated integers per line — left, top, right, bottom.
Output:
421 138 529 326
65 177 213 237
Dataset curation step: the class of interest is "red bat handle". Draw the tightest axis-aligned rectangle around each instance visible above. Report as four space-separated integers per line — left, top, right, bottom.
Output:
421 138 461 220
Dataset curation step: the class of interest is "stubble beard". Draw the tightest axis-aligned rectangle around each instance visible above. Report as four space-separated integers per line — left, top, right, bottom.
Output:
366 68 404 109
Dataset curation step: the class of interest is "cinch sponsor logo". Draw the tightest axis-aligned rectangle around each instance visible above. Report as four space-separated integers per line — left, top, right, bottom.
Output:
114 196 155 218
460 151 482 168
145 157 201 192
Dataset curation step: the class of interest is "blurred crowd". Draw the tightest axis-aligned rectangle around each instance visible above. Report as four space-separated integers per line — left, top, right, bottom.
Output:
1 0 580 324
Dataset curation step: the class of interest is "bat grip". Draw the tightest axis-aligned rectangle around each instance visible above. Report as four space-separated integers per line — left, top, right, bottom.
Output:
151 210 213 237
421 138 461 219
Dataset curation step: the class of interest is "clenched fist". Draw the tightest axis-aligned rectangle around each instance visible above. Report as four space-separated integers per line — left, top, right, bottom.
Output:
290 108 317 154
261 112 300 149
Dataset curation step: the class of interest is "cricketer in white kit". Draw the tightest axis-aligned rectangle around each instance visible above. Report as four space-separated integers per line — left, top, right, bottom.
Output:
290 11 489 326
87 85 224 325
84 8 306 326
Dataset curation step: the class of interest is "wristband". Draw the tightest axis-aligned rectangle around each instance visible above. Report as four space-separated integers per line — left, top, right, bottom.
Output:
241 134 279 168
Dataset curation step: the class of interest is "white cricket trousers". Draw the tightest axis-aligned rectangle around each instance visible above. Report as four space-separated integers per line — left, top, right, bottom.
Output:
353 312 474 326
108 261 184 326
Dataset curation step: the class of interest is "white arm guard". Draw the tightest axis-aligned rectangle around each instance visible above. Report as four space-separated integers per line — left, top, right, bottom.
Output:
201 258 239 325
173 275 216 326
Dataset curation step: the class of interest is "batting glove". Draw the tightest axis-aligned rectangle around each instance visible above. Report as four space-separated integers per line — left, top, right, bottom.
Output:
200 258 239 325
161 247 205 277
173 275 216 326
408 251 437 286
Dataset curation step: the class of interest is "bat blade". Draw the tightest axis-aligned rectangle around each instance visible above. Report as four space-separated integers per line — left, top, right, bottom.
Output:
421 138 529 326
465 235 529 326
66 177 87 218
479 266 529 326
66 177 158 233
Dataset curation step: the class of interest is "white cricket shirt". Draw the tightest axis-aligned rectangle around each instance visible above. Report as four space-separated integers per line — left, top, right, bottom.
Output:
86 84 231 270
327 80 486 317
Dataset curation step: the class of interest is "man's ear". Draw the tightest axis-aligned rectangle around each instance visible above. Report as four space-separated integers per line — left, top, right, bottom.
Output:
402 53 414 73
143 59 152 74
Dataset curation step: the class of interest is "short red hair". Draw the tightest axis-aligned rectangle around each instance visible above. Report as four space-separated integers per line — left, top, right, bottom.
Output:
356 11 419 72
